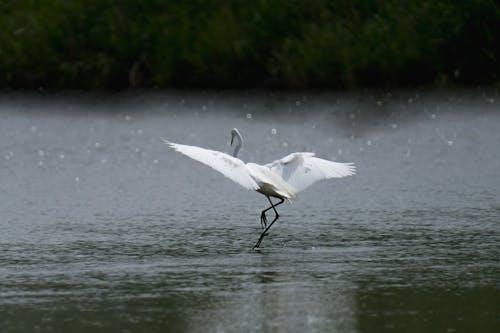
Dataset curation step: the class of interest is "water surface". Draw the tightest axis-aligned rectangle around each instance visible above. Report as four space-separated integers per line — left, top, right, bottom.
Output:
1 91 499 332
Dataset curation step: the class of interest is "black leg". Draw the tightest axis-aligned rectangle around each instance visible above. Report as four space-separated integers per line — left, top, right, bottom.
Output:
260 211 267 229
254 196 285 249
260 202 276 229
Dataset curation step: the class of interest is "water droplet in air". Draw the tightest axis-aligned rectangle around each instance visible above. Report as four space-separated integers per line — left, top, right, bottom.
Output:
201 105 207 111
59 154 65 160
30 126 37 132
75 177 80 182
137 129 143 135
282 142 288 148
38 150 45 157
246 113 252 119
447 140 454 146
153 159 159 164
125 115 131 121
94 142 101 149
391 123 398 129
431 113 436 119
271 128 277 135
295 100 301 106
367 140 372 146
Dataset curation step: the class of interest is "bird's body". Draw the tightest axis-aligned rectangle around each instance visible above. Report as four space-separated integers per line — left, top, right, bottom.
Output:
162 128 355 248
246 162 296 200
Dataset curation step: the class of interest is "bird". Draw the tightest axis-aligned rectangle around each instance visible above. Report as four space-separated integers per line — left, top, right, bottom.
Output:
162 128 355 249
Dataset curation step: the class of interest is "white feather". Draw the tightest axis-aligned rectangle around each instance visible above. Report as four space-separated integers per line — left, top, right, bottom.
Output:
162 138 355 198
246 163 297 199
161 138 259 191
265 152 356 193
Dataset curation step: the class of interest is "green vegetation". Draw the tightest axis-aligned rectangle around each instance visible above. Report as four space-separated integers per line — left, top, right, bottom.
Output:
0 0 498 89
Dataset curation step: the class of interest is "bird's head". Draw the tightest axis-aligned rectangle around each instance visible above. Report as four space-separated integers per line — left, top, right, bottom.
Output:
230 128 242 146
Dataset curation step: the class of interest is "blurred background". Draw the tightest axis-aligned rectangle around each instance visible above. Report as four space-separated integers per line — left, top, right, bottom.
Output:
1 0 498 90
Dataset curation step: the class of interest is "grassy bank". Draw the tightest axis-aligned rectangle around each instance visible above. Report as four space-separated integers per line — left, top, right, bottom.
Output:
0 0 498 89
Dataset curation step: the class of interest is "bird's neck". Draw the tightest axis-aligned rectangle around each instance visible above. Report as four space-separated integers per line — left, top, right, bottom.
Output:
232 134 243 157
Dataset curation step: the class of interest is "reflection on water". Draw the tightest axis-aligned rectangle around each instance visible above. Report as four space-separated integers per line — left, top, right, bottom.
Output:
0 91 499 332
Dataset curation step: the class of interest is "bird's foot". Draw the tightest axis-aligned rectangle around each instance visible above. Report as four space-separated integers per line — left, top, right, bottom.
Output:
253 231 269 249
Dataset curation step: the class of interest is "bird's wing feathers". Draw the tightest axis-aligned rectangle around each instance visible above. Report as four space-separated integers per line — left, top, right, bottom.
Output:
265 152 356 193
162 138 259 191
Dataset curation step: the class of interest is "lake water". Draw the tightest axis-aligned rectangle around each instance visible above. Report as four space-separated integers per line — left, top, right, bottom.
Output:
0 90 499 332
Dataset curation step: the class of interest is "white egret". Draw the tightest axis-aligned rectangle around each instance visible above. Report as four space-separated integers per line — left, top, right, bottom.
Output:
162 128 355 248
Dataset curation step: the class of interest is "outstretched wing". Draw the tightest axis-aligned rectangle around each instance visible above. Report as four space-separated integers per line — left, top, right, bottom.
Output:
162 138 259 191
265 152 355 193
